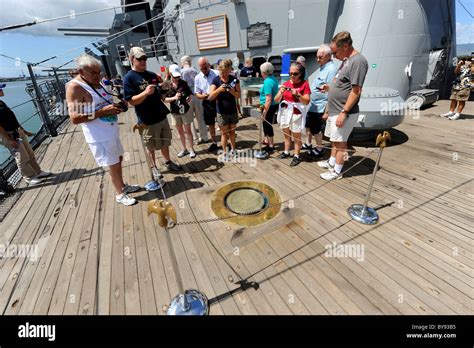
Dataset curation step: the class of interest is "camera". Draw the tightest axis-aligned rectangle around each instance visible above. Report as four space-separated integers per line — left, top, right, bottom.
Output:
115 100 128 112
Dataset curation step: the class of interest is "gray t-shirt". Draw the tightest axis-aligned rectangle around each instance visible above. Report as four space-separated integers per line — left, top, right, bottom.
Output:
327 53 368 115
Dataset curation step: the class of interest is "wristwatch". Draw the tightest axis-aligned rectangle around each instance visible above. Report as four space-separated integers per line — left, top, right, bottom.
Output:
341 109 347 114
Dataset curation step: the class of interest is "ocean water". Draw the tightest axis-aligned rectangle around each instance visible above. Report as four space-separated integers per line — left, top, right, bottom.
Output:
0 80 44 164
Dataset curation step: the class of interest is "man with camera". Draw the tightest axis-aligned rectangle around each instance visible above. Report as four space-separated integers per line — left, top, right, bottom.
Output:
66 54 140 206
123 47 182 180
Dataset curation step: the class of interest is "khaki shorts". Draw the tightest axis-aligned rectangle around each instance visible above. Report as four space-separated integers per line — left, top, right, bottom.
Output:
141 118 172 150
450 88 470 102
217 113 239 126
170 107 194 126
324 114 358 142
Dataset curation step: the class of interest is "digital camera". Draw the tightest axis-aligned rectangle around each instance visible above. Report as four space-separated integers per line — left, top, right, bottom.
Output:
115 100 128 112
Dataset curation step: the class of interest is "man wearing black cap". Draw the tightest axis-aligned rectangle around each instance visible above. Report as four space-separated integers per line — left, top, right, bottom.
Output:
0 84 51 185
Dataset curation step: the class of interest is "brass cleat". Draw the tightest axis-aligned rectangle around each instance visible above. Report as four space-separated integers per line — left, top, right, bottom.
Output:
376 131 391 149
147 199 177 228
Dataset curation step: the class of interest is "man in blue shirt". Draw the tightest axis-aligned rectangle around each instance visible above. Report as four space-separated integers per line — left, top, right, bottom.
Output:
303 44 337 157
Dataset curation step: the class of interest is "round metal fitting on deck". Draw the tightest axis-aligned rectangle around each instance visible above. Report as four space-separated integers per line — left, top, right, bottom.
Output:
347 204 379 225
166 289 209 315
211 181 281 227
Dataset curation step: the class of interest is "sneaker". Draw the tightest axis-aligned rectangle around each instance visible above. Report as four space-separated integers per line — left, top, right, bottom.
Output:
277 152 291 159
177 149 189 158
189 150 196 158
36 170 52 178
290 156 302 166
207 143 218 152
309 148 324 158
24 177 44 185
152 166 164 180
116 193 137 206
440 111 454 118
317 160 334 169
197 138 209 145
123 183 141 194
320 170 342 181
165 160 182 172
449 113 460 120
302 143 312 150
263 145 274 153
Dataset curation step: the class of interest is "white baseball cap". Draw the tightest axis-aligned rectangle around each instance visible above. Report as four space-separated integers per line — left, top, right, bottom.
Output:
129 47 147 59
169 64 181 77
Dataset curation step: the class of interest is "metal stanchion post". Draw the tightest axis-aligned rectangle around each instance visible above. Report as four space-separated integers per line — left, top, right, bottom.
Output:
146 175 209 315
347 131 391 225
255 106 268 160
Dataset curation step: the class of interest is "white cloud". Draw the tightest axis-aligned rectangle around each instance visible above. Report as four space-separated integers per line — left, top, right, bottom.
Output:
0 0 122 37
456 22 474 44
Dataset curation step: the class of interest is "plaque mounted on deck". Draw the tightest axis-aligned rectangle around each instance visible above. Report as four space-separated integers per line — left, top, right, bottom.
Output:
247 22 271 49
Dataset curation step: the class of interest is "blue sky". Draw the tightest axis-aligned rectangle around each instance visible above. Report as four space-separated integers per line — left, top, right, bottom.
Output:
0 0 473 77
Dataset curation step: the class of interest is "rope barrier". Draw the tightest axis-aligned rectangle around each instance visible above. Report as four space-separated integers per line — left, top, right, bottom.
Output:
0 1 151 32
174 148 377 226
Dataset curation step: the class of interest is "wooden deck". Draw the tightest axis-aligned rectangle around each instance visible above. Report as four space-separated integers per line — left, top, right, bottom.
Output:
0 99 472 315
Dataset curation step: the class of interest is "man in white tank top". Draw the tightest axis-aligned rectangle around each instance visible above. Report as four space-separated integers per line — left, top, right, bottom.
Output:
66 54 140 206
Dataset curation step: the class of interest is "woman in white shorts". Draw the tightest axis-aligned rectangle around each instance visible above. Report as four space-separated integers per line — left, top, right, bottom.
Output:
274 63 311 166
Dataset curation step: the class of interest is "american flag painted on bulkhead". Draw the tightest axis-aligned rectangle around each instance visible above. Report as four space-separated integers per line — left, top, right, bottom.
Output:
196 15 228 50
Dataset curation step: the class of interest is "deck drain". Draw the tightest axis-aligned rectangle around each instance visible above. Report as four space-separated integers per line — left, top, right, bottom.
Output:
211 181 281 227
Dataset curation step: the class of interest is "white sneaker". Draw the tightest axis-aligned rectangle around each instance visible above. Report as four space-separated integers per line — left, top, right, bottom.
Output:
116 193 137 206
177 149 189 158
123 183 141 194
320 170 342 181
24 177 44 185
448 113 460 120
317 160 334 170
189 150 196 158
151 166 163 180
36 170 52 178
440 111 454 118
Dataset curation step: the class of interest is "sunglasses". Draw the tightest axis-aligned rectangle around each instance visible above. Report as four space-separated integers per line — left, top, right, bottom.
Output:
135 56 147 62
289 72 300 76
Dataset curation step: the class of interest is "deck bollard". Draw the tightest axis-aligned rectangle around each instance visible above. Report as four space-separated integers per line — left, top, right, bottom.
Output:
347 131 391 225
